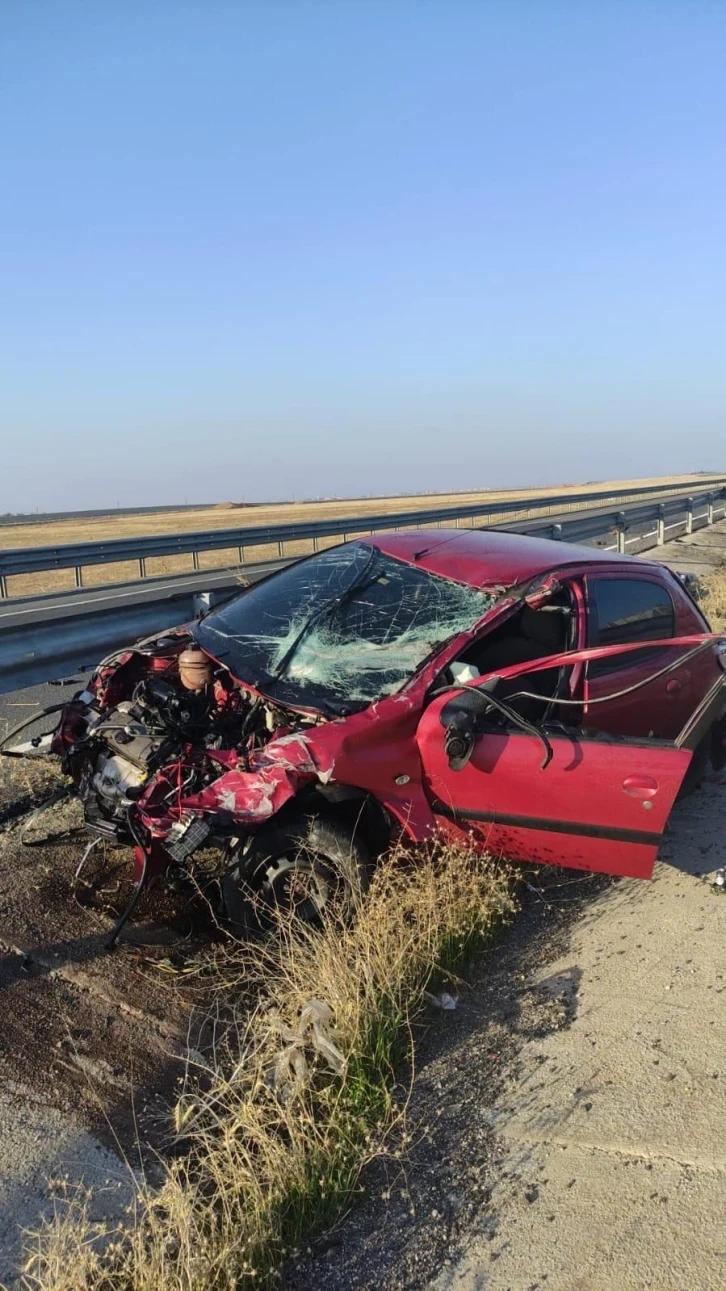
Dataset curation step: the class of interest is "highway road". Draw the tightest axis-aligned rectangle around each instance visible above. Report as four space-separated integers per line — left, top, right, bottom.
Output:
0 488 705 631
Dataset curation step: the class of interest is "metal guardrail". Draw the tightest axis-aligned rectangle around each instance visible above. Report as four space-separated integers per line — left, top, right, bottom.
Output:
0 485 724 695
522 490 726 553
2 478 725 596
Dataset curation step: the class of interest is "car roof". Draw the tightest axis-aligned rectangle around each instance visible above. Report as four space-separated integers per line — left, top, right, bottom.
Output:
367 528 663 589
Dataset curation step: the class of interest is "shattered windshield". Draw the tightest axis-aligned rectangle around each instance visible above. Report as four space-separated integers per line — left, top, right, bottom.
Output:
194 542 494 711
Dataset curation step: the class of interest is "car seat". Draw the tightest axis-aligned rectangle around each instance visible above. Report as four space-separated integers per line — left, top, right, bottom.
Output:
469 605 571 720
470 605 567 673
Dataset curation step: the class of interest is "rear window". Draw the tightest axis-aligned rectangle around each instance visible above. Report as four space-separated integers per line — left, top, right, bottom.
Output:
586 577 674 676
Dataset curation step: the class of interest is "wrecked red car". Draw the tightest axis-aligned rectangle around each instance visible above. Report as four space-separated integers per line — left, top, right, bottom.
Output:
46 529 726 944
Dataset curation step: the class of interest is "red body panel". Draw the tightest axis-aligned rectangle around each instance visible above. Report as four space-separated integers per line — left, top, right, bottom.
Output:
367 529 625 589
161 634 717 861
581 568 718 740
416 692 692 879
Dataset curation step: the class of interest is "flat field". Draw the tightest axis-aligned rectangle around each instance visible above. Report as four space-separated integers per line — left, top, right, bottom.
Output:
1 473 717 598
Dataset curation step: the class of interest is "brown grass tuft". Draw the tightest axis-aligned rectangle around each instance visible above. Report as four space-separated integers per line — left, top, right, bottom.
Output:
19 843 514 1290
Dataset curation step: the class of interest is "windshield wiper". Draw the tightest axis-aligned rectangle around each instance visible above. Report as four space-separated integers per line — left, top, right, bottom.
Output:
270 548 379 684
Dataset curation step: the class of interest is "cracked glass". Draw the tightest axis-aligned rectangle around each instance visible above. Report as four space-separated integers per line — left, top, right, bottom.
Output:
194 541 495 712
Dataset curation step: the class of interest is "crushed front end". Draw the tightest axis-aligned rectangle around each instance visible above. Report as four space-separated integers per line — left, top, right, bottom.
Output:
51 632 336 944
43 538 500 943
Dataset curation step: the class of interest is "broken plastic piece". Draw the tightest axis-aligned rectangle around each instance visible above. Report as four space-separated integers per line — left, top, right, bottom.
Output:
423 990 458 1010
165 816 212 864
449 660 481 686
6 733 54 756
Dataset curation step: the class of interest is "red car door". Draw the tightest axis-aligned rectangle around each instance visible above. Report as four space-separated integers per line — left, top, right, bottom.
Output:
582 572 703 740
416 690 692 880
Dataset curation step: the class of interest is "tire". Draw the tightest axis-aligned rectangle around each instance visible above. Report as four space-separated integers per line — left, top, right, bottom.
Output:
222 814 371 933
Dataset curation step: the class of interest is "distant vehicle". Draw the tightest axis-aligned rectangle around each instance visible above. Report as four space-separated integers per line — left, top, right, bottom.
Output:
45 529 726 944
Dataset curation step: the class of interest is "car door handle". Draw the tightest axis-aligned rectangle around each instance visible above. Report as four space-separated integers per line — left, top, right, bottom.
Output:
622 775 659 799
666 678 682 696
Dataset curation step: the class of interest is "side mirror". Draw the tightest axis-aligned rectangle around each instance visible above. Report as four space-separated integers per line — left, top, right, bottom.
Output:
444 722 476 772
440 678 500 771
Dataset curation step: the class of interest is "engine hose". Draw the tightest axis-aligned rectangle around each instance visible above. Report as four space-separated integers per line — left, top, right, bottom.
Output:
125 805 149 854
0 703 69 758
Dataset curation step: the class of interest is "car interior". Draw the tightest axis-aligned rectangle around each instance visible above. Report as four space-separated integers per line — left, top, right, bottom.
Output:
445 586 579 723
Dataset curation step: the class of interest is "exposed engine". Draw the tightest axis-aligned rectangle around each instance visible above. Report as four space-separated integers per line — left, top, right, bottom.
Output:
45 632 370 947
56 635 318 852
80 678 212 835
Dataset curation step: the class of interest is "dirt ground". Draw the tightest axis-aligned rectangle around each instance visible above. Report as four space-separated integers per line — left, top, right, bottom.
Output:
0 697 221 1287
286 777 726 1291
2 473 713 598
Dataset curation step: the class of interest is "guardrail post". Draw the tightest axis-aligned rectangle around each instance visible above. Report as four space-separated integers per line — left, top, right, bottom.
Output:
0 575 7 599
616 511 626 553
656 504 665 545
138 557 147 578
685 498 693 535
708 494 714 525
74 565 83 587
238 546 245 564
192 551 200 571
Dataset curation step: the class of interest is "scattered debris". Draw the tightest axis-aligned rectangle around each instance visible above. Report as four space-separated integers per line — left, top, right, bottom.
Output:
423 990 458 1011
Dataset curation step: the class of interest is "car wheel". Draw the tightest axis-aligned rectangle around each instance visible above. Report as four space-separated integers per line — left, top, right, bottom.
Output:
222 814 371 933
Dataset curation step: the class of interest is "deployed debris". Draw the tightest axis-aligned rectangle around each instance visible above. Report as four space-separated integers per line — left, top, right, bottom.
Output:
423 990 458 1010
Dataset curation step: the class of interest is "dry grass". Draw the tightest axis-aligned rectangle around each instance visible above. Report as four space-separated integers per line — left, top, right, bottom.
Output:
699 560 726 632
3 474 714 598
0 709 70 816
18 843 514 1291
0 749 67 804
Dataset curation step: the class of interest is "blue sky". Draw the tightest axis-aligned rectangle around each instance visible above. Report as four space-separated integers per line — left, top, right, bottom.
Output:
1 2 725 512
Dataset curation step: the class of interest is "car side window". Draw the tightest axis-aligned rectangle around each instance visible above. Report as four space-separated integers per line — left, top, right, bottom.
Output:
586 577 675 677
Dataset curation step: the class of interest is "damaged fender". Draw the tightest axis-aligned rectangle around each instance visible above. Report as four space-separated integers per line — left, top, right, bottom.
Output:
166 733 326 826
